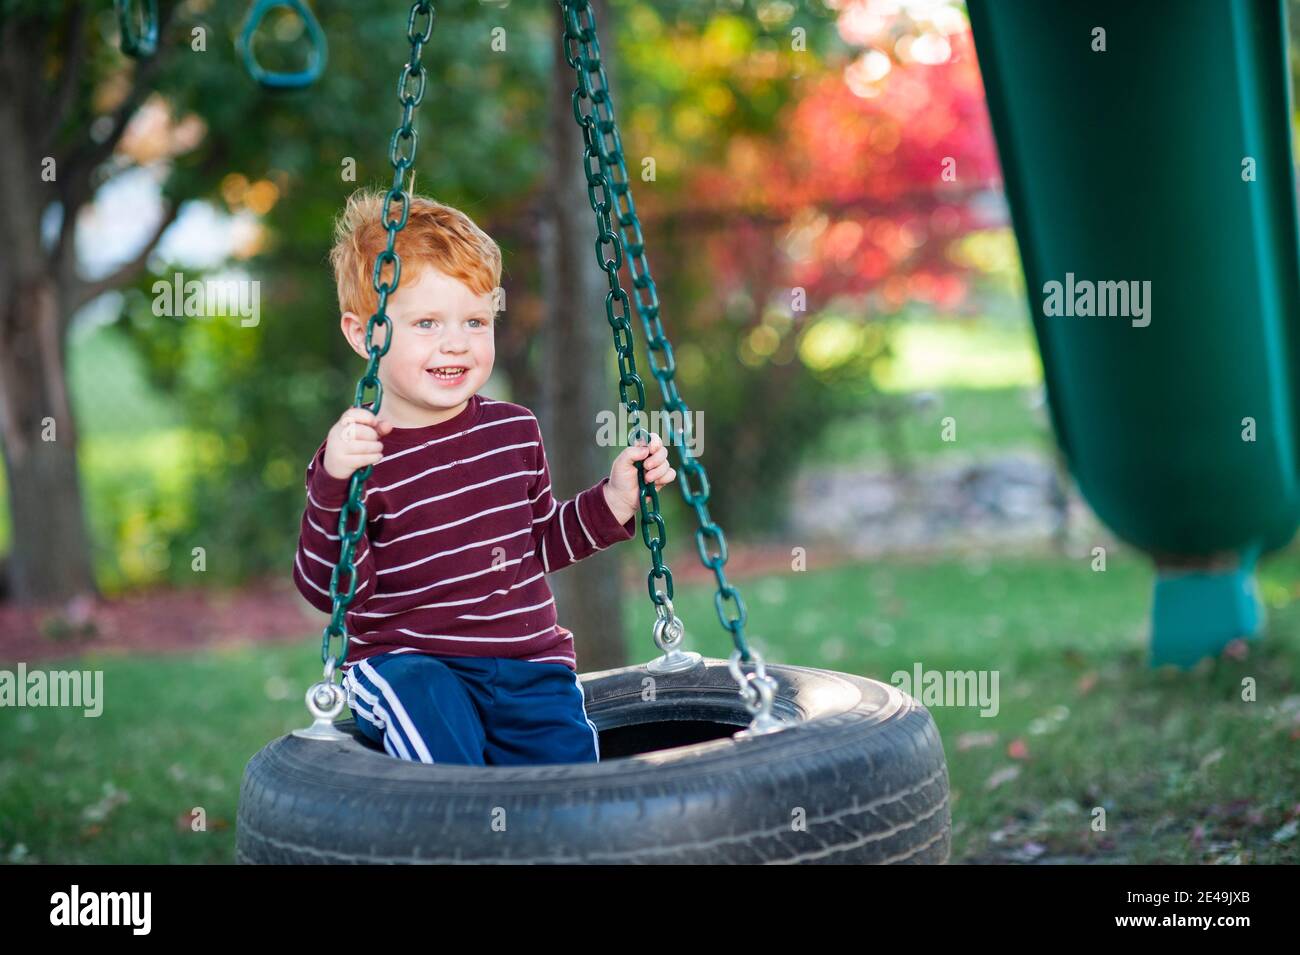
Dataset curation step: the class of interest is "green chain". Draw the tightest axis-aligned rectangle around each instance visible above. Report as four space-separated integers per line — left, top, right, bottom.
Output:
115 0 158 58
559 0 752 663
320 0 436 673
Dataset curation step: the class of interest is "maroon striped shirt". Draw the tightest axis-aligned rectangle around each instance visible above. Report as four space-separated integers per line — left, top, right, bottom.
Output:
292 393 635 673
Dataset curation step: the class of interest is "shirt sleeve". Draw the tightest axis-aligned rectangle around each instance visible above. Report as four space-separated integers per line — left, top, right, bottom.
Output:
528 415 636 574
292 440 378 613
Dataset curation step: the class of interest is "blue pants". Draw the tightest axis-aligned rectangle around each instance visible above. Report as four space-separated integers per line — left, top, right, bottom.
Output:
344 653 600 766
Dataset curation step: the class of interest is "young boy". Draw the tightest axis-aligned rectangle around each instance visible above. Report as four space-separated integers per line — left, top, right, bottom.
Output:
293 189 676 766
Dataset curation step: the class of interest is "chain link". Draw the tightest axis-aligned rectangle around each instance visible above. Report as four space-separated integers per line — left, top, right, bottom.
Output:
318 1 436 676
559 0 752 664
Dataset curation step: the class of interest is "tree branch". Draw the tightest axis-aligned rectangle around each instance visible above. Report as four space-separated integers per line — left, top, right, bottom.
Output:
42 1 88 156
68 199 183 316
60 57 164 191
57 0 185 258
58 125 228 328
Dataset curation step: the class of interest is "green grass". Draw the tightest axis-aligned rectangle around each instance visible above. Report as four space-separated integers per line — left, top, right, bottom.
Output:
0 428 210 588
3 547 1298 864
872 316 1041 393
0 642 320 863
0 321 184 559
650 547 1300 864
807 385 1053 467
805 314 1048 468
66 320 183 436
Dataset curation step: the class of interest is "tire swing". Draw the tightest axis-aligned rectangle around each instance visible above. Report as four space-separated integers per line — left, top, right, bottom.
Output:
236 0 951 865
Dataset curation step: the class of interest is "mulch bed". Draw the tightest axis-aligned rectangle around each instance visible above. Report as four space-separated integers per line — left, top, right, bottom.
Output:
0 542 852 664
0 578 321 665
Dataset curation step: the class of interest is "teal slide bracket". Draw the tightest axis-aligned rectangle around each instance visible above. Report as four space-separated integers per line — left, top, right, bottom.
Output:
1150 551 1265 668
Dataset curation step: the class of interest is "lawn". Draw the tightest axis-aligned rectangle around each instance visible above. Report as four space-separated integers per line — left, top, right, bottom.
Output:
808 385 1051 468
3 546 1297 864
801 314 1051 468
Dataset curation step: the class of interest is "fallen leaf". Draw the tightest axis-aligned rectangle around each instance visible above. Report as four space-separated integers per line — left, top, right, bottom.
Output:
81 783 130 824
957 731 998 751
1009 841 1047 861
1199 748 1225 772
1272 819 1298 844
988 821 1023 843
985 766 1021 790
1208 799 1253 820
1210 849 1246 865
1007 738 1029 760
5 844 29 863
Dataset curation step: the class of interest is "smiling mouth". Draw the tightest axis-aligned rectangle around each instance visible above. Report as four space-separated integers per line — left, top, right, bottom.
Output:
428 366 469 382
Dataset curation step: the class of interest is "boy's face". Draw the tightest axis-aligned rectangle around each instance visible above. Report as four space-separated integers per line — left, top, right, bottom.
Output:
343 265 495 426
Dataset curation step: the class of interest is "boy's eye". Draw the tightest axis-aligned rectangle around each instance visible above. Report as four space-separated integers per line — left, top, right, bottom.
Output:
414 318 489 329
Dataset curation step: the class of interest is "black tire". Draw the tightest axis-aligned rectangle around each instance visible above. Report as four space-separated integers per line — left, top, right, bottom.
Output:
236 658 950 864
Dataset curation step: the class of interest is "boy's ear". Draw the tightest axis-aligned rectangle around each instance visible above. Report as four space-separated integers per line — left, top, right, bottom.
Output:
340 311 372 359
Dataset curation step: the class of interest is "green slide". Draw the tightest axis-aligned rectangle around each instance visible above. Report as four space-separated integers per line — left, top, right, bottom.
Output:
968 0 1300 666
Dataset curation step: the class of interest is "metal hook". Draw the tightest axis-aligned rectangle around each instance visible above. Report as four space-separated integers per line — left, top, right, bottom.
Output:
645 593 703 673
728 647 785 737
292 657 351 741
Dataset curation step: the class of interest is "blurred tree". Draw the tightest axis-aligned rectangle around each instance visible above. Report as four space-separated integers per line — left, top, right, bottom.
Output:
599 0 1001 530
0 0 851 598
0 0 191 602
1 0 997 601
0 0 555 600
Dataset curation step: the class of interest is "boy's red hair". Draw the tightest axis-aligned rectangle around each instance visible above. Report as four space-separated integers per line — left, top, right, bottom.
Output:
329 188 502 319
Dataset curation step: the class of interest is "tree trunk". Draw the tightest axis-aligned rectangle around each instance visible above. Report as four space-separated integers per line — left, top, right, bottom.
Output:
0 9 102 605
0 276 97 603
538 0 629 672
0 4 186 604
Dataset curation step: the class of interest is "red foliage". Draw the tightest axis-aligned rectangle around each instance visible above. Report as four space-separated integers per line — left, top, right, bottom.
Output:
686 28 1002 313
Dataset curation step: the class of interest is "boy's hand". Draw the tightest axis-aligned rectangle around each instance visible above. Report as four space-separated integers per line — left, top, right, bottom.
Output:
323 408 395 481
604 432 676 524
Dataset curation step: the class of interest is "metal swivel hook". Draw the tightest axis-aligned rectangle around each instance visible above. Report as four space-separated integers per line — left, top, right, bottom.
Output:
645 593 703 673
728 647 785 737
292 657 352 741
